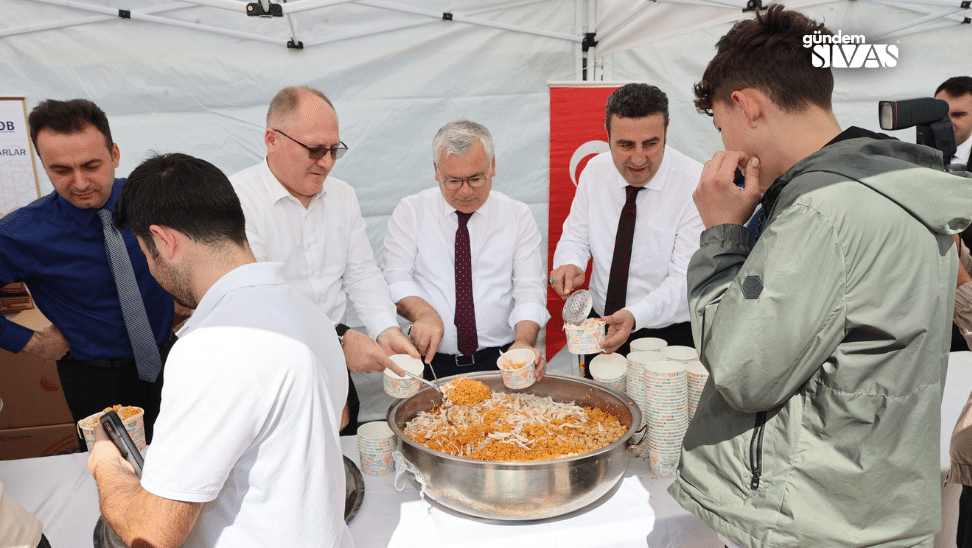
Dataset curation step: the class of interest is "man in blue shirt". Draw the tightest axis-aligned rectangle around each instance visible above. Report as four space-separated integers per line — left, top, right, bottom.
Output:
0 99 176 446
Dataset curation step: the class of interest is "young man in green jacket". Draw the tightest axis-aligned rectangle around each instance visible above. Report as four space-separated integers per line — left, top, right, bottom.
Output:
669 5 972 547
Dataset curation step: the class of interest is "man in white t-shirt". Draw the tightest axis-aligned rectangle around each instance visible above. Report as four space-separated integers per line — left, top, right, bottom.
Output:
87 153 352 548
550 83 704 368
229 85 417 433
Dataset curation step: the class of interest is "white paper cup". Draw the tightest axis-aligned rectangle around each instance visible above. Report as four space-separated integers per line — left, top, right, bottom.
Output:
78 407 146 452
497 348 537 389
564 321 606 354
589 353 627 392
661 345 698 363
630 337 667 352
357 421 398 476
383 355 425 398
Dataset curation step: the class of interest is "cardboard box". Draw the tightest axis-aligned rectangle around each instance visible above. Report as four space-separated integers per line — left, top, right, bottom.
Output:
0 423 80 460
0 282 33 314
0 309 73 429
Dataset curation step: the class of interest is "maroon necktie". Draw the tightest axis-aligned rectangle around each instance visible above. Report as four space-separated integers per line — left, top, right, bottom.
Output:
604 185 643 316
455 211 478 356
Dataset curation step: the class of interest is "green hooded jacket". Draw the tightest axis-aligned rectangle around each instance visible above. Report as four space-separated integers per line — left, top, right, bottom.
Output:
669 130 972 548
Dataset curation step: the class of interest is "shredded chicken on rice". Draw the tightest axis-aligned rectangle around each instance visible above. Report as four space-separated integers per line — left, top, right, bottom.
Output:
404 377 626 462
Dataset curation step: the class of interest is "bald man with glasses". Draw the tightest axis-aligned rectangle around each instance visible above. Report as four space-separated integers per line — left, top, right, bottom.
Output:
382 120 549 379
229 86 417 434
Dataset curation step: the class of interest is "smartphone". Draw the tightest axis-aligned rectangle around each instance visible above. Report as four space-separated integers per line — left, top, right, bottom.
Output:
733 167 746 188
101 410 144 476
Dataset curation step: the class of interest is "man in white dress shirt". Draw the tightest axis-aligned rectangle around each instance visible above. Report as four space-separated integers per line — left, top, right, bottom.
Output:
936 76 972 169
382 120 549 379
88 153 352 548
550 84 704 367
229 86 417 433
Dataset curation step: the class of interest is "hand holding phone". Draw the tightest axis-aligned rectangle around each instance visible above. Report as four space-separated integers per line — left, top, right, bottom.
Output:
101 410 144 477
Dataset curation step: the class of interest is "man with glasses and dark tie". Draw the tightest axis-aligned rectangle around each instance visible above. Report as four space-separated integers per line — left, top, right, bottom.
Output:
0 98 177 447
549 83 703 372
229 86 417 434
381 120 549 379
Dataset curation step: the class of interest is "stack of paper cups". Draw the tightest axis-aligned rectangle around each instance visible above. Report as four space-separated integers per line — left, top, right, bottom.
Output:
357 421 399 476
643 360 688 477
589 353 627 393
661 345 698 364
686 360 708 422
625 350 664 457
629 337 667 353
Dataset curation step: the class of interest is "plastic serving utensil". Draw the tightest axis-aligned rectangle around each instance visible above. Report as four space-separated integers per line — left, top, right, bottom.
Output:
562 289 593 325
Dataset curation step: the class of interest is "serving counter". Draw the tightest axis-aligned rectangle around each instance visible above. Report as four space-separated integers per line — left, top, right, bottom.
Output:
2 352 971 548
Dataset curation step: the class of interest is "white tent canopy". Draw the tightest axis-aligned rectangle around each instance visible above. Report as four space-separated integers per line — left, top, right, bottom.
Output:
1 0 969 316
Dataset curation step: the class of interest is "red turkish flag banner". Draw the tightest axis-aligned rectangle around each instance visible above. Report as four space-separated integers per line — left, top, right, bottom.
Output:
547 84 620 358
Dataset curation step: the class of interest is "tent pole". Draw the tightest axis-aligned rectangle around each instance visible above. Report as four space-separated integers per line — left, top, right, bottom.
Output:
871 6 964 37
357 0 583 43
575 0 585 80
0 2 188 38
279 0 361 15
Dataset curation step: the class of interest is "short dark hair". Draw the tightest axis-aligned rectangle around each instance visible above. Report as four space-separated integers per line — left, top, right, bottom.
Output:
936 76 972 98
693 4 834 116
605 83 669 134
28 98 113 153
115 153 247 255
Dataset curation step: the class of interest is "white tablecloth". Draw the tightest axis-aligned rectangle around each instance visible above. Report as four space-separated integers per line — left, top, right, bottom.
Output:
3 352 971 548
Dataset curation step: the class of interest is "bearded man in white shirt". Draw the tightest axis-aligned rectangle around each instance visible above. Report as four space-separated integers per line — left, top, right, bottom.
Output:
550 83 704 371
382 120 549 379
229 86 417 433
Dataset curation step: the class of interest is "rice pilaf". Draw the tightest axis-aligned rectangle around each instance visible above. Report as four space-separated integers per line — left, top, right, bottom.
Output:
404 378 626 462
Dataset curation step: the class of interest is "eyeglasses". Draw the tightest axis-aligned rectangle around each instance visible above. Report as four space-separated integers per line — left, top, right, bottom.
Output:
273 129 347 160
440 174 489 190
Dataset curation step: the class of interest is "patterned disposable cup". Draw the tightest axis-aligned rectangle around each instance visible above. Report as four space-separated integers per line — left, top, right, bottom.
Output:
357 421 398 475
497 348 537 389
78 406 146 452
630 337 667 352
661 345 698 363
589 353 627 392
383 355 425 398
564 320 606 354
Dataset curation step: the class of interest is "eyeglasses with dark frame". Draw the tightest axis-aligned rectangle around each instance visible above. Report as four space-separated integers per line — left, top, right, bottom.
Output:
439 173 489 190
273 129 348 160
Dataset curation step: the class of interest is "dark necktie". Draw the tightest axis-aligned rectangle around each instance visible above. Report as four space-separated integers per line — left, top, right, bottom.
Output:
98 209 163 383
604 185 643 316
454 211 478 356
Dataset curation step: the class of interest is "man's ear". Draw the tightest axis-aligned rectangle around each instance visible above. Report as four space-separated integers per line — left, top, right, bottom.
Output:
264 128 277 151
731 89 763 126
148 225 180 260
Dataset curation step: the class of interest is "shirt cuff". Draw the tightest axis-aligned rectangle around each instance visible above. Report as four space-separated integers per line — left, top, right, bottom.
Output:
0 319 35 354
509 303 551 332
388 280 423 304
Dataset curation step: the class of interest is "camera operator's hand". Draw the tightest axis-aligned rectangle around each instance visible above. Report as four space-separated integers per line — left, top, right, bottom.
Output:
694 153 762 229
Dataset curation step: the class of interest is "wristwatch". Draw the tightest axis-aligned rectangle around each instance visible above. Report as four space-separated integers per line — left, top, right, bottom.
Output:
334 323 351 346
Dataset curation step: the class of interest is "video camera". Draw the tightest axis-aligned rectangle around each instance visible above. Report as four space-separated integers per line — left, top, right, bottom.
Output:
878 97 964 172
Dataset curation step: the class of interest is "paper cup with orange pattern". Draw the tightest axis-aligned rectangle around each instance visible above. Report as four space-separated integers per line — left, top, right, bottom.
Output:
497 348 537 390
78 406 146 452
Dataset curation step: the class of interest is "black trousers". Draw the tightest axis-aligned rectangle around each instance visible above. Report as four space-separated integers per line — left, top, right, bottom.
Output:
426 344 511 380
581 312 694 379
339 371 360 436
56 331 177 450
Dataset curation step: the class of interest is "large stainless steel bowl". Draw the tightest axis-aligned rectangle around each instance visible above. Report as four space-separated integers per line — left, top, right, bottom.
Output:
387 372 643 521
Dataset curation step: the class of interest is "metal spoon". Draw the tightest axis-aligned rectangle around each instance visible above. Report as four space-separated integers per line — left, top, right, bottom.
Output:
400 368 449 401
